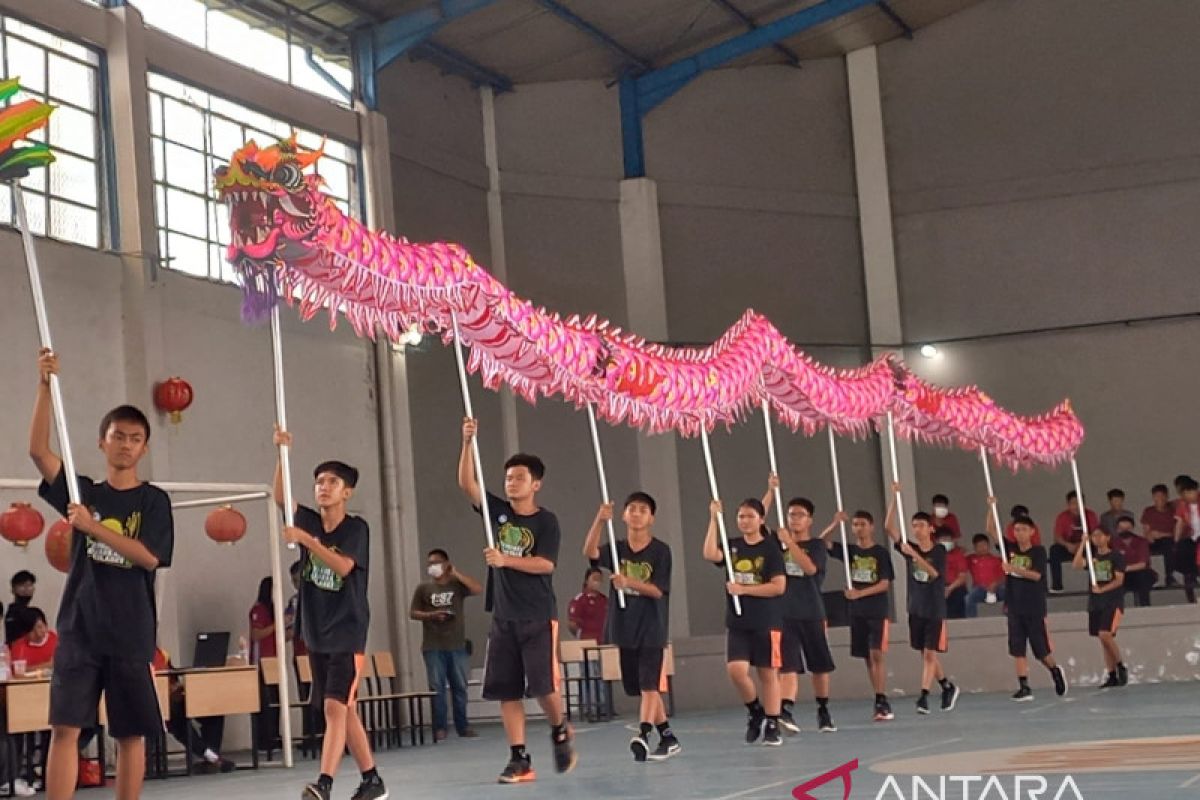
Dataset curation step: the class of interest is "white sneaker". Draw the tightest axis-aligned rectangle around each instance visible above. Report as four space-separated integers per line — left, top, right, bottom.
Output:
13 779 36 797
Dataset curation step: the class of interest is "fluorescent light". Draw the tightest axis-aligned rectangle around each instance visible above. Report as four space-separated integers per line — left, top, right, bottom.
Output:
920 344 941 359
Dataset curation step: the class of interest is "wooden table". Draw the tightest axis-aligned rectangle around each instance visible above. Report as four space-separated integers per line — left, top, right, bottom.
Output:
176 665 260 774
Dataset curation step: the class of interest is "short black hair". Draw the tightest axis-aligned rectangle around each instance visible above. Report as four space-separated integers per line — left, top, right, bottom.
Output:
18 605 46 628
427 548 449 561
934 525 954 539
1107 488 1125 500
931 494 949 505
583 566 603 586
314 460 359 488
911 511 933 524
1010 504 1029 519
972 533 990 546
853 510 874 524
1115 516 1135 528
1012 515 1035 529
787 497 814 515
99 405 151 442
1152 484 1170 495
1175 474 1192 489
11 570 35 587
623 491 657 515
1066 490 1078 502
1182 477 1200 492
504 453 545 481
1092 527 1111 539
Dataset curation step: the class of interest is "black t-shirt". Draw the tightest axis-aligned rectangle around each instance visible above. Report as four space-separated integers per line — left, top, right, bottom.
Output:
477 492 560 622
597 537 671 648
1088 550 1126 613
896 541 947 620
780 537 827 621
4 597 30 645
39 468 174 662
411 579 469 652
716 535 785 631
829 542 893 619
294 505 371 654
1005 545 1047 617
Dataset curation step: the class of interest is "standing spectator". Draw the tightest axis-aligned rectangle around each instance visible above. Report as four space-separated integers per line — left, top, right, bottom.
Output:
1172 477 1200 604
964 535 1006 617
568 568 608 643
1113 517 1154 607
938 528 968 619
1003 505 1042 547
410 548 483 741
5 571 35 644
248 577 280 754
1099 489 1134 536
1141 484 1178 587
930 495 961 540
1049 491 1099 593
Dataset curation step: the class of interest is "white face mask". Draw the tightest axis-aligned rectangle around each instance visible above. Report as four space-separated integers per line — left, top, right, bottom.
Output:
939 540 953 551
933 506 949 518
427 563 445 579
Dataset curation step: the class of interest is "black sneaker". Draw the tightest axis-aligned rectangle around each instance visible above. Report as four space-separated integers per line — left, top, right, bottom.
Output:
778 709 800 735
1051 666 1068 697
498 757 536 784
552 727 577 774
350 775 388 800
745 712 764 744
630 735 649 763
218 759 236 774
1011 685 1034 702
817 707 837 732
302 784 330 800
916 694 931 715
1117 663 1128 686
761 721 782 747
941 683 960 711
647 737 681 761
1100 673 1120 689
873 699 894 722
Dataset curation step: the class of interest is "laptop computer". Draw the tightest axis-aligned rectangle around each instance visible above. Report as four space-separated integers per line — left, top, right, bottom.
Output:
192 631 230 668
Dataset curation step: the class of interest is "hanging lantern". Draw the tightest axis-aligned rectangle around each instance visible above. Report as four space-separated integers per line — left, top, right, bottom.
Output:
45 519 73 573
0 502 45 547
153 377 194 424
205 505 247 544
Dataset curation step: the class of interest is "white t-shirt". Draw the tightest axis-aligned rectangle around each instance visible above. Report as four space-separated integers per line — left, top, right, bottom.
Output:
1190 503 1200 542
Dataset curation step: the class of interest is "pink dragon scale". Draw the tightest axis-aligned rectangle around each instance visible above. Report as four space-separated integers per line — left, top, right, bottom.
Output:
213 137 1084 468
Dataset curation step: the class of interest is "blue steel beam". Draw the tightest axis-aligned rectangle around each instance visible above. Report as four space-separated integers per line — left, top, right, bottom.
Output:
535 0 651 71
620 0 877 177
412 40 514 93
708 0 802 67
876 1 913 39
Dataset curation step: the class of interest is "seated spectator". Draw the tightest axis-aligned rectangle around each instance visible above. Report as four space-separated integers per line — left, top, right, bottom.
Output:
568 567 608 642
285 560 307 656
152 648 235 773
931 494 962 539
9 606 56 670
1114 517 1154 607
1003 505 1042 547
1050 491 1099 593
5 570 35 645
1099 489 1135 535
1172 477 1200 604
1141 484 1178 586
965 534 1006 617
938 527 968 618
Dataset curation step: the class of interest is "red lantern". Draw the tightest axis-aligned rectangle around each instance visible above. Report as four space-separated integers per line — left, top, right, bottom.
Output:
205 505 247 544
153 377 194 424
45 519 73 573
0 503 44 547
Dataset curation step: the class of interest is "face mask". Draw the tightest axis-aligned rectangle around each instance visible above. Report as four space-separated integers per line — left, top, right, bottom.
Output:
933 506 948 518
427 564 444 579
939 540 953 551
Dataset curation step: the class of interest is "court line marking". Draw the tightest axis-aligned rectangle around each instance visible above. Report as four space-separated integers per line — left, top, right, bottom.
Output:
705 737 962 800
1180 772 1200 788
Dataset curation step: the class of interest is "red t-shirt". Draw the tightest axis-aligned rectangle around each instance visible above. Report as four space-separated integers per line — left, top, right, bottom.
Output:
10 630 57 669
933 512 962 539
944 547 968 587
1141 505 1176 536
1113 532 1149 567
966 553 1005 589
567 591 607 643
249 602 276 661
151 647 170 673
1053 508 1098 544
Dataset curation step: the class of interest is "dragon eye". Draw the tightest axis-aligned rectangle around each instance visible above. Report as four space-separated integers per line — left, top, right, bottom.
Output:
271 162 303 188
243 162 269 179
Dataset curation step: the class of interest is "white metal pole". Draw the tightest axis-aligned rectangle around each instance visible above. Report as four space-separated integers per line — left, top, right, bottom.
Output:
1069 457 1098 586
170 492 269 511
586 404 625 609
700 427 742 616
884 411 909 544
264 494 294 767
760 398 786 530
979 447 1007 561
827 426 853 586
15 182 80 505
450 312 496 549
270 307 297 550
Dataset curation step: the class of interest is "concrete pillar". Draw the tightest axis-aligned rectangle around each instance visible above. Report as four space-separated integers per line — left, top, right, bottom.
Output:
618 177 690 637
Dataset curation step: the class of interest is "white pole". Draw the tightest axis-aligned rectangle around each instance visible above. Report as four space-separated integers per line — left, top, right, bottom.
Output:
979 447 1007 561
264 493 293 768
884 411 909 544
450 312 496 550
760 398 786 530
700 427 742 616
15 182 80 505
1069 457 1097 586
170 492 269 510
585 404 625 609
826 426 853 586
270 307 297 550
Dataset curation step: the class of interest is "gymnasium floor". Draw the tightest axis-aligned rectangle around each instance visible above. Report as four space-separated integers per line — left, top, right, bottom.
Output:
139 682 1199 799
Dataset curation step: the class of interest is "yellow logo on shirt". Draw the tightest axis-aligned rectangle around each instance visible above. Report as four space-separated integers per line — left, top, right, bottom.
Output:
732 556 765 585
87 511 140 569
497 522 534 558
851 555 879 584
620 559 652 596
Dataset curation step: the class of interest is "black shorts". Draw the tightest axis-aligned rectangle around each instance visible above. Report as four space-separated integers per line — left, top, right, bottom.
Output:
849 616 890 659
310 652 365 705
1007 614 1052 660
908 614 947 653
49 636 161 739
780 619 836 675
1088 607 1123 637
619 646 667 696
482 618 558 701
725 628 782 669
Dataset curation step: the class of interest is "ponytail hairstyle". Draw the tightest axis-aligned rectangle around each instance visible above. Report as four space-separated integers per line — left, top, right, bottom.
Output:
738 497 771 537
